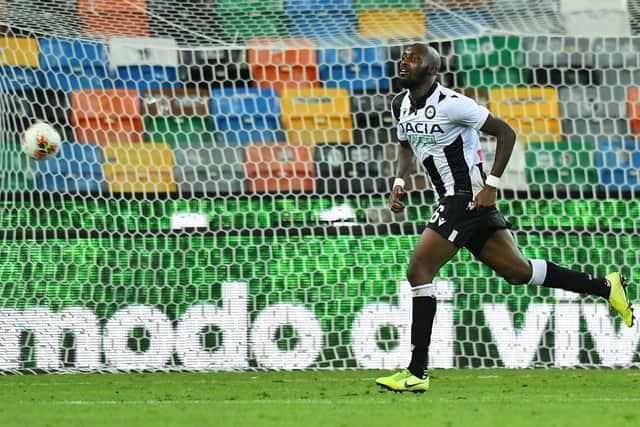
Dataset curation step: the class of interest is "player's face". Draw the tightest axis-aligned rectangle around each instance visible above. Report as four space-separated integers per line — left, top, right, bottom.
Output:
399 47 429 89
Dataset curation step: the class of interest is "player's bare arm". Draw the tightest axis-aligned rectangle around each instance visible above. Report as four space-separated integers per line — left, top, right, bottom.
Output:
471 115 517 211
390 140 414 213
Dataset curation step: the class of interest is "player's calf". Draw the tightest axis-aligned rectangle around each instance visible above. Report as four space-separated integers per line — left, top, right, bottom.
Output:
527 260 635 327
502 263 533 285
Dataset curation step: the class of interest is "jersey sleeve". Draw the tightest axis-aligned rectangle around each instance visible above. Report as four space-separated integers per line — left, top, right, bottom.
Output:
396 122 408 142
444 95 490 130
391 92 408 142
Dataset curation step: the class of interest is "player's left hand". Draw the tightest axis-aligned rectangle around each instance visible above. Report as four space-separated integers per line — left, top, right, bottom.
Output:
469 186 497 211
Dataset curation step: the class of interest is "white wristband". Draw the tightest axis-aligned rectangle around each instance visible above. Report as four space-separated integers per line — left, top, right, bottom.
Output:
392 178 406 190
485 174 501 188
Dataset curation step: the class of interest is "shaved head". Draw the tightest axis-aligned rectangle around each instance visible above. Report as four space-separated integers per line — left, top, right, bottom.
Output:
399 44 441 89
410 43 441 74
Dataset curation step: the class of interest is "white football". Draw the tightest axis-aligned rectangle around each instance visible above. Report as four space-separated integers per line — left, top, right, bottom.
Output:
21 122 62 160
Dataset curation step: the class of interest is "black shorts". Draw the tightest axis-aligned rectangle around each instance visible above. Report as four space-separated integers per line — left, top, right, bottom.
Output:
425 195 512 257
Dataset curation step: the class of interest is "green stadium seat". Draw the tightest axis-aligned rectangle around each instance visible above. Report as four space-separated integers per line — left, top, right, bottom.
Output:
456 67 526 89
453 36 526 70
144 116 215 146
218 11 290 41
141 88 214 146
525 140 598 193
216 0 285 12
0 143 35 191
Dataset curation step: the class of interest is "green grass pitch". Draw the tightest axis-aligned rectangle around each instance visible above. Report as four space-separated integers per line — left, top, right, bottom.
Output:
1 370 639 427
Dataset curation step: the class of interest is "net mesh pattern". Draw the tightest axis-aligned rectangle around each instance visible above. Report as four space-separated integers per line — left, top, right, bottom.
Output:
0 0 639 373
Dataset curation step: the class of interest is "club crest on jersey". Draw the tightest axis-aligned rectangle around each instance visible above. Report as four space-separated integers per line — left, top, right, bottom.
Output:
425 105 436 119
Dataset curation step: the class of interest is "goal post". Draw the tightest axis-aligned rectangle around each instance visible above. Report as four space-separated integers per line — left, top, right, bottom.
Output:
0 0 639 373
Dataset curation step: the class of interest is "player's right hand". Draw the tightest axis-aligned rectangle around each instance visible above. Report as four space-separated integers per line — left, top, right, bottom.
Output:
389 186 405 213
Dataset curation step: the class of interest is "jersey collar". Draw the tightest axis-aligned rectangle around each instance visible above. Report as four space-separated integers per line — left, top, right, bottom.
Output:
408 82 439 114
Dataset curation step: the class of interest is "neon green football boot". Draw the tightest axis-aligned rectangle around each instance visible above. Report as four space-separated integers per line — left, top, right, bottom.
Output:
375 369 429 393
607 272 635 327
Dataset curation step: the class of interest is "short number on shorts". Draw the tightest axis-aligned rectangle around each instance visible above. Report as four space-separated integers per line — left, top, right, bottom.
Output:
429 205 445 224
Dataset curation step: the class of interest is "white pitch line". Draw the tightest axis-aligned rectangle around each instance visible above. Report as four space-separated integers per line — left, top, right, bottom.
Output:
17 382 94 386
17 396 640 406
26 399 344 405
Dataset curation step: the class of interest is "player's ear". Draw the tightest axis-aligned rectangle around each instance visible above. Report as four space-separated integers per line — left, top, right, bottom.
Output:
427 63 439 75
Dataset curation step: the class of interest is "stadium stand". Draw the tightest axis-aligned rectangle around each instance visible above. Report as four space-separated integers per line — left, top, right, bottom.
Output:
248 37 319 93
2 0 640 374
281 87 353 145
142 87 214 146
102 142 176 193
245 142 315 193
210 87 285 145
70 88 143 145
77 0 150 38
38 37 111 90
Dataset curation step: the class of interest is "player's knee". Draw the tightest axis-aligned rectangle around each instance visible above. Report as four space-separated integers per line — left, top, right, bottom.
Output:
406 262 437 287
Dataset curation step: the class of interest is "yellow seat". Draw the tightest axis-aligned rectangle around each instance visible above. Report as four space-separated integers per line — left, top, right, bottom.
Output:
281 87 353 145
0 37 39 67
358 10 426 41
103 142 177 193
489 87 561 144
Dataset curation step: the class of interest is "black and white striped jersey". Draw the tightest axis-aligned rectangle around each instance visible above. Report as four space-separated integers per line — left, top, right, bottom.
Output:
392 83 490 199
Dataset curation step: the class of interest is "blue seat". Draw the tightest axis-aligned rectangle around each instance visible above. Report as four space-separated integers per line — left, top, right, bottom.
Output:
286 0 353 9
38 67 113 91
38 37 112 90
210 87 284 145
38 38 109 69
0 66 43 90
317 36 389 92
34 142 106 193
426 9 495 39
288 12 357 39
286 0 356 39
113 66 182 92
594 138 640 191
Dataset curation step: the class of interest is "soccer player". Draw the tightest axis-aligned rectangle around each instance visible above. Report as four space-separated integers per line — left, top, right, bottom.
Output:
375 43 635 393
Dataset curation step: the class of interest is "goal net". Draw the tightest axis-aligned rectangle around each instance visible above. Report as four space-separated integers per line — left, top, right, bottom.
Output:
0 0 639 373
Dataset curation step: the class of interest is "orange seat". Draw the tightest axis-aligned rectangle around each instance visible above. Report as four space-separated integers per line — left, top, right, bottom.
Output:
78 0 147 13
103 142 176 193
71 89 143 144
78 1 149 37
281 87 353 145
80 12 150 38
248 38 319 93
628 88 640 134
245 143 315 193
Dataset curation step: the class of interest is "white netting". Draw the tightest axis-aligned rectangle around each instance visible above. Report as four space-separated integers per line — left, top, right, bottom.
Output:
0 0 639 373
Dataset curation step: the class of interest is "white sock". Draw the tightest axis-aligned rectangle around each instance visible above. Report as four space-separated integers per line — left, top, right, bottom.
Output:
412 283 436 298
527 259 548 285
